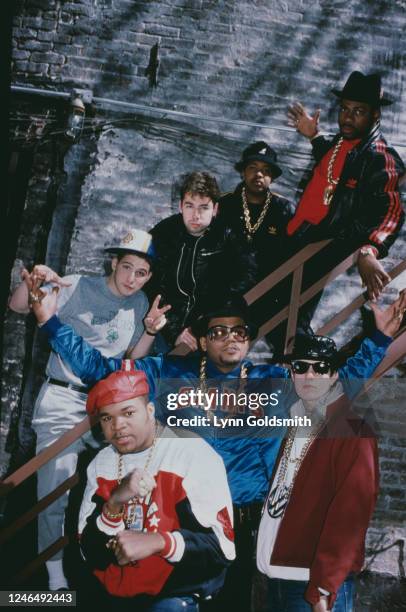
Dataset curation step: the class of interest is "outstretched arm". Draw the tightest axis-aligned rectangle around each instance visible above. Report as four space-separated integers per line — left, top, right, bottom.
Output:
29 279 122 385
339 289 406 384
9 265 71 314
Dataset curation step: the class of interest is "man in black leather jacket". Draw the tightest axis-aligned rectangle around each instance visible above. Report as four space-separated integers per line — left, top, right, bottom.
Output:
288 71 405 304
218 141 295 281
218 142 307 355
147 171 256 350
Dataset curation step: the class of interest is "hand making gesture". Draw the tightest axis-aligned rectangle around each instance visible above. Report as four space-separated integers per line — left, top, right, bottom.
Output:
144 294 171 335
287 102 321 139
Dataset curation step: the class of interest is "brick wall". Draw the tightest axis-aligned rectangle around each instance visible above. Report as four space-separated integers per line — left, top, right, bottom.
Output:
4 0 406 606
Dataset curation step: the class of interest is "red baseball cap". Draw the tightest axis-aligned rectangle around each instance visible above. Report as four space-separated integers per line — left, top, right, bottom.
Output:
86 370 150 416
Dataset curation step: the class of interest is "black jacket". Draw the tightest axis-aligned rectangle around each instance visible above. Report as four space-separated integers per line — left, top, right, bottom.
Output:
218 184 296 278
147 214 256 344
294 124 405 258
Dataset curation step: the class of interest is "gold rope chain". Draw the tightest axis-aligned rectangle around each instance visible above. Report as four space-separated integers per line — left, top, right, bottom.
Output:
323 137 344 206
117 422 159 529
241 187 273 237
199 355 248 419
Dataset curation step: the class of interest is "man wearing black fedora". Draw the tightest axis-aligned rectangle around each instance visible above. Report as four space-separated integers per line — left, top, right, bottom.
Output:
219 141 295 279
218 142 300 353
287 71 405 307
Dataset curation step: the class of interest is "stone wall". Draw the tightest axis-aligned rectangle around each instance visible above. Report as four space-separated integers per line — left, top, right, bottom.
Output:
3 0 406 606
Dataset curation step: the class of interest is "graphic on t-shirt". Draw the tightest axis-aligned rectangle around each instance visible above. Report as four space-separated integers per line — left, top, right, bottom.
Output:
106 327 119 344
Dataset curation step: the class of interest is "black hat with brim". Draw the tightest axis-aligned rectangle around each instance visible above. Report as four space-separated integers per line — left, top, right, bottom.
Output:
191 294 259 340
235 141 283 178
331 71 393 107
283 333 338 365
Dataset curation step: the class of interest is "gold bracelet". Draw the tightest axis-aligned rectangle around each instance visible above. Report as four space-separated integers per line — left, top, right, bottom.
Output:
103 503 123 519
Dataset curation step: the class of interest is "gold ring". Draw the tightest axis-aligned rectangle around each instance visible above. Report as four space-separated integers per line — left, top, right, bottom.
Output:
29 292 40 303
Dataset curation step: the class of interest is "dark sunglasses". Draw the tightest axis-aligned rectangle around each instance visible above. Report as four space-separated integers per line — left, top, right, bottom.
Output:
206 324 250 342
291 360 331 375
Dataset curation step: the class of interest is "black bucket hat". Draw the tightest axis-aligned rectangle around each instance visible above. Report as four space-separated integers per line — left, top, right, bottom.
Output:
191 294 258 340
331 71 393 107
234 141 283 178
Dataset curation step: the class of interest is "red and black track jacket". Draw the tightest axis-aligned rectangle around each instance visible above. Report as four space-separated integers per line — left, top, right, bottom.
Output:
295 123 405 258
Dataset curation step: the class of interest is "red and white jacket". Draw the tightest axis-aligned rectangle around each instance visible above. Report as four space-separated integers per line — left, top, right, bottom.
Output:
79 428 235 599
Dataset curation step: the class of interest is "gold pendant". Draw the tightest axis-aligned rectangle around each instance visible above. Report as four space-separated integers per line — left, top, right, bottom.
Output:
323 185 334 206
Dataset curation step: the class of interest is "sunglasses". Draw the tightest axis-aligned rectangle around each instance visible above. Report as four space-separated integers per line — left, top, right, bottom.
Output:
206 325 250 342
291 360 332 375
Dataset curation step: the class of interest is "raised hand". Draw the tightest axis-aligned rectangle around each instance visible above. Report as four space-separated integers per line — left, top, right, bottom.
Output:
287 102 321 139
22 264 71 288
357 255 391 301
369 289 406 338
175 327 198 352
110 468 156 506
144 295 171 335
26 274 60 324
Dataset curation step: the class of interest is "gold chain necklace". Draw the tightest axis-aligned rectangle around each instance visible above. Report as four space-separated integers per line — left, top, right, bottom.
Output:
199 355 248 418
267 420 324 519
241 187 272 240
117 421 160 529
323 137 344 206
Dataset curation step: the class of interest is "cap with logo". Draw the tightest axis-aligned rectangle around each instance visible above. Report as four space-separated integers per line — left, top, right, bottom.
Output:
235 141 282 178
104 229 155 259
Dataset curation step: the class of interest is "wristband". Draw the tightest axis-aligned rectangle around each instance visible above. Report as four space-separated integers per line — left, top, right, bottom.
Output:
103 502 123 520
158 531 176 558
359 245 378 258
146 330 157 337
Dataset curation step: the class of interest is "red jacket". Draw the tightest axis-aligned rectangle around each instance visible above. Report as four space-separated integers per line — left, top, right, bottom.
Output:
269 396 379 608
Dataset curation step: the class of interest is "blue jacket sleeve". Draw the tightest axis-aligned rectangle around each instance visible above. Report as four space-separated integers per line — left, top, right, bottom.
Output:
40 316 122 385
40 315 164 388
40 316 165 389
338 330 392 398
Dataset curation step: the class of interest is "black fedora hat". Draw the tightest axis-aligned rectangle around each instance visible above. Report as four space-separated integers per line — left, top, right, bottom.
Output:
235 141 283 178
191 294 258 340
331 71 392 107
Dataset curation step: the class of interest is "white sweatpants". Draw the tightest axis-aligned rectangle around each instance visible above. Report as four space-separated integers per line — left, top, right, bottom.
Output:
32 381 101 559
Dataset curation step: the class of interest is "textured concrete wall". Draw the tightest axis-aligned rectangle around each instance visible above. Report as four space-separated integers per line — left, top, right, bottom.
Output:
3 0 406 606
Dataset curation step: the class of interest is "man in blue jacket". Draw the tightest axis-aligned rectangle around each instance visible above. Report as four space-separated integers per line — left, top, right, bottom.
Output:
29 286 405 612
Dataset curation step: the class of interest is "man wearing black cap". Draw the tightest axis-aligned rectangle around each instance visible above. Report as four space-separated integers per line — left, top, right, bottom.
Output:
256 327 398 611
219 141 295 279
218 142 301 353
287 71 405 306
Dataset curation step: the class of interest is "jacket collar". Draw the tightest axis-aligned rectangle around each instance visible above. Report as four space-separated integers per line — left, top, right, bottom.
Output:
205 357 252 378
333 121 383 156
